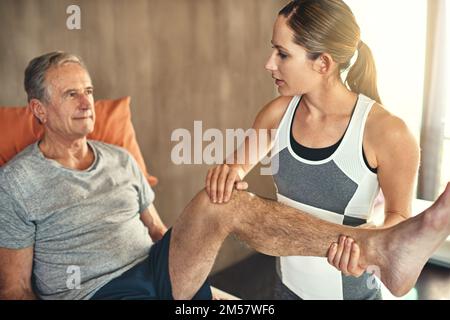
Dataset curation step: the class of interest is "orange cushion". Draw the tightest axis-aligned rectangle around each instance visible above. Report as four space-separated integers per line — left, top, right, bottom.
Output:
0 96 158 186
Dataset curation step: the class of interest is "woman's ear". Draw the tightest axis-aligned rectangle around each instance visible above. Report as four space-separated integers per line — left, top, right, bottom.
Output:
313 53 334 75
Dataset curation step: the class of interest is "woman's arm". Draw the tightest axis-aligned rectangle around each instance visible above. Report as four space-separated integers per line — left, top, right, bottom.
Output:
367 105 420 227
327 104 420 275
206 96 292 203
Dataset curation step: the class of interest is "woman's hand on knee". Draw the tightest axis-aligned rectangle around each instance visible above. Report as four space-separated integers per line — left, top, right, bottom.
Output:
327 236 365 277
206 164 248 204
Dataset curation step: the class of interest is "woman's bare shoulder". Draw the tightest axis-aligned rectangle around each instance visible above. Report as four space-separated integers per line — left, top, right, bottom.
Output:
253 95 294 129
366 103 418 152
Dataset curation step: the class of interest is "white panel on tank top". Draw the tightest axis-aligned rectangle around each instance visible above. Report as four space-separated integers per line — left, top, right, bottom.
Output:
269 96 300 159
333 94 380 220
277 194 344 300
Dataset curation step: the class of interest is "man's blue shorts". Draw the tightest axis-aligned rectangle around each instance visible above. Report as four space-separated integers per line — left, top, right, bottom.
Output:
91 228 212 300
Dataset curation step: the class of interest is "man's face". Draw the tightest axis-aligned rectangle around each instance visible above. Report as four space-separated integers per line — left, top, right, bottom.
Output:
42 63 95 140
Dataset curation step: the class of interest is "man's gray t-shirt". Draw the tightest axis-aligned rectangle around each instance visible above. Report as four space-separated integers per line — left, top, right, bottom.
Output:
0 141 155 299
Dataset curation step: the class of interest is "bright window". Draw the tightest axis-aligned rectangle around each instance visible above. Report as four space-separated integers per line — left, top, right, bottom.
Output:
345 0 428 140
440 0 450 193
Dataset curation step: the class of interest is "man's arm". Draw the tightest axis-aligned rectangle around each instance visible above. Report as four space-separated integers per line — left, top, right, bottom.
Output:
0 246 37 300
140 204 168 242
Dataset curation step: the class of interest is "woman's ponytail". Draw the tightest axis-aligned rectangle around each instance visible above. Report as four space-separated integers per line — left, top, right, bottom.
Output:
346 41 382 104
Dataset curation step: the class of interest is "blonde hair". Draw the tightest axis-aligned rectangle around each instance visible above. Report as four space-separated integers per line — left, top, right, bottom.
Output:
279 0 381 104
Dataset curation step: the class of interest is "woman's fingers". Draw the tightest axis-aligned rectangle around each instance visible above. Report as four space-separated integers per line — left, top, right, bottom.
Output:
206 169 213 198
210 167 221 203
332 236 346 269
327 242 338 265
206 165 248 203
217 165 230 203
348 243 364 277
327 237 366 277
224 170 238 203
235 181 248 190
339 238 353 276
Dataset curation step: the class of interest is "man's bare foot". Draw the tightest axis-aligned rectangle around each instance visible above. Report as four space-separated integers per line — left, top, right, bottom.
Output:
374 183 450 296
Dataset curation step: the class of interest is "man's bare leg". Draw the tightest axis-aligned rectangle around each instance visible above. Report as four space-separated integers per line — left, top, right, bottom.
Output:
169 184 450 299
169 189 377 299
379 184 450 296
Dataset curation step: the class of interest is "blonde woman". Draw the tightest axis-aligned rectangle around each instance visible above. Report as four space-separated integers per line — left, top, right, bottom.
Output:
205 0 419 300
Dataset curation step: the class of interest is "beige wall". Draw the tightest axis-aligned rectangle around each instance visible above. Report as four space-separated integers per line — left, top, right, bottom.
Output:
0 0 288 272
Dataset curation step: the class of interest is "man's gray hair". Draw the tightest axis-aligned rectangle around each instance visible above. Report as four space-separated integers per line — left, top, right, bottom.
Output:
24 51 87 103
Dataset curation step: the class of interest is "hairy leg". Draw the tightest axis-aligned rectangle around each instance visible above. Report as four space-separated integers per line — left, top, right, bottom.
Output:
169 185 450 299
169 189 376 299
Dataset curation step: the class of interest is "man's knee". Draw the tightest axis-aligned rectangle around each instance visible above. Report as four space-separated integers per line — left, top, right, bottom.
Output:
227 189 256 208
198 187 253 207
190 188 214 211
186 189 220 220
187 188 252 226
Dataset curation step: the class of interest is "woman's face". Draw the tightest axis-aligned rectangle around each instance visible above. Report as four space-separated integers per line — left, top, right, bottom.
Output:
265 15 322 96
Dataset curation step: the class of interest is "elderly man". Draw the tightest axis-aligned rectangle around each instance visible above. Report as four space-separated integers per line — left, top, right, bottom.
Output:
1 52 450 300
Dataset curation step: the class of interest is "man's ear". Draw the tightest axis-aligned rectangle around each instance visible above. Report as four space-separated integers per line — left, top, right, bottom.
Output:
313 53 334 75
29 99 47 124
